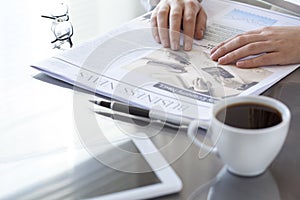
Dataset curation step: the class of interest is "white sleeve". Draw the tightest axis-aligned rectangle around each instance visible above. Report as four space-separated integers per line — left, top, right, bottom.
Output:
140 0 160 11
140 0 202 11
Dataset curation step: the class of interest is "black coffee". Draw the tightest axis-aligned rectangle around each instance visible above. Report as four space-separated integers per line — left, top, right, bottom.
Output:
216 102 282 129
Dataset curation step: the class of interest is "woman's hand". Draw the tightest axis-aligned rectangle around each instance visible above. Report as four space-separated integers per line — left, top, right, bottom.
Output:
210 26 300 68
151 0 207 51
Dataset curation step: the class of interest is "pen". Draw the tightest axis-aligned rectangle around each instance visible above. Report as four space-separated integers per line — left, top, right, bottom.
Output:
89 100 193 126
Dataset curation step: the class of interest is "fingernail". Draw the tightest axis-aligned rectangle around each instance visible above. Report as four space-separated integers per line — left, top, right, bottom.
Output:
200 30 204 38
218 57 225 64
171 42 179 50
196 31 204 39
155 35 160 43
162 41 170 48
210 53 216 60
211 52 219 61
210 47 217 54
184 41 192 51
236 61 245 67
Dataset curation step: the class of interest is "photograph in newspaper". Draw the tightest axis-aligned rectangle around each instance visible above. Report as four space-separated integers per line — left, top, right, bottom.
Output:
119 46 273 102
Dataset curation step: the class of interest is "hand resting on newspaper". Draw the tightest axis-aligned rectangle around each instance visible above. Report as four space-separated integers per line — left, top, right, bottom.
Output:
149 0 300 69
210 26 300 68
150 0 206 51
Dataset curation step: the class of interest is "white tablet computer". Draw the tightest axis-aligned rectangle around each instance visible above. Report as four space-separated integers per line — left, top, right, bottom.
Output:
0 133 182 200
87 134 183 200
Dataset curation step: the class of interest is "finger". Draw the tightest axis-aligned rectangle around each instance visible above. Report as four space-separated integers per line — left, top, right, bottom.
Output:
210 36 242 55
157 4 171 48
169 4 183 50
150 10 160 43
217 41 274 65
195 6 207 39
223 29 263 44
236 52 281 68
211 34 265 61
210 29 262 54
244 28 264 35
183 1 199 51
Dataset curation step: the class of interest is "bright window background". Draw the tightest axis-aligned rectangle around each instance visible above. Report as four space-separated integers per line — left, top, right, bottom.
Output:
0 0 146 69
67 0 146 44
0 0 146 162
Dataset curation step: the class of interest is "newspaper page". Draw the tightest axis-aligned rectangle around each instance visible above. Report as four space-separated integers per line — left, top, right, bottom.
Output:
32 0 300 121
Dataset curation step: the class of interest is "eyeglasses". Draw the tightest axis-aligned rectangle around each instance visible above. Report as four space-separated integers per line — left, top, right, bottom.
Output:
42 3 74 49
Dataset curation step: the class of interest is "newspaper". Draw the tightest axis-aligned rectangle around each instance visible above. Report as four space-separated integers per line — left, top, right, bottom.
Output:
32 0 300 121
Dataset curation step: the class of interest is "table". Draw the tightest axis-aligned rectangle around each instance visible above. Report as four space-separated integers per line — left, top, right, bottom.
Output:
1 1 299 199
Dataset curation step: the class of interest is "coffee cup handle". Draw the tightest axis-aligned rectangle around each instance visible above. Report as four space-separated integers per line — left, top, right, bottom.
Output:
187 120 218 154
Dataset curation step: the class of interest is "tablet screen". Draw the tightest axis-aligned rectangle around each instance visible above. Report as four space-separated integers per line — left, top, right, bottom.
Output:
71 140 162 199
2 140 162 199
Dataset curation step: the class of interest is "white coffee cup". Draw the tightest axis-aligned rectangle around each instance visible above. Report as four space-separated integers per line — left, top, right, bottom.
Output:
188 96 291 176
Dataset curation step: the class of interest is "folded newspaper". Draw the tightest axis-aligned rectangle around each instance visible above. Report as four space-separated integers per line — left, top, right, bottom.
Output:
32 0 300 121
